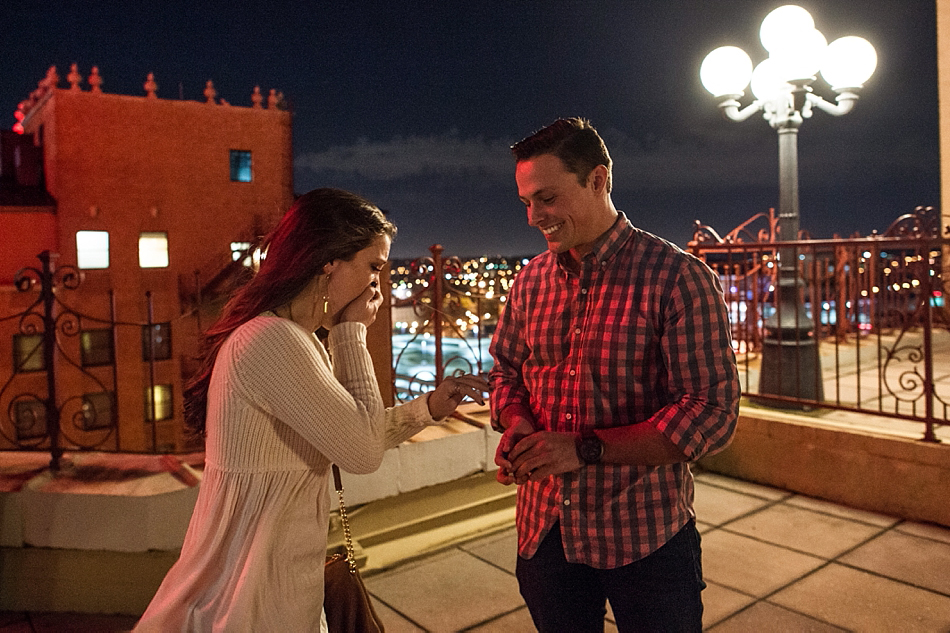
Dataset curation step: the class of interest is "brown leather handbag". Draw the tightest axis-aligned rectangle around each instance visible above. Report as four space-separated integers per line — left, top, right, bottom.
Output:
324 464 385 633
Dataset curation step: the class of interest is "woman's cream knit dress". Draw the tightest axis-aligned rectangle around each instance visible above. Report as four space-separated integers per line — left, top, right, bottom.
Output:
135 315 435 631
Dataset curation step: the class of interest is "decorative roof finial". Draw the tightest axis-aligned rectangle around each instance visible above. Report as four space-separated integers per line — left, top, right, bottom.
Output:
204 80 217 104
39 66 60 92
67 64 82 90
251 85 262 109
88 66 103 93
144 72 158 98
267 88 278 109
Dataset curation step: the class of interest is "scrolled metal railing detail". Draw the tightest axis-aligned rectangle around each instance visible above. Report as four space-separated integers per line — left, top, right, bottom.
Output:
3 394 47 449
883 205 941 239
1 252 124 467
690 207 948 443
392 245 500 405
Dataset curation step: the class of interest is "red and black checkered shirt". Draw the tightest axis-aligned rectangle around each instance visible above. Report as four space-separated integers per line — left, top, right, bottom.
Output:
489 213 740 569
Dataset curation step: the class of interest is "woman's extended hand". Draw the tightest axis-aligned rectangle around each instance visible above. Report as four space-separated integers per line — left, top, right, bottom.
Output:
426 374 490 420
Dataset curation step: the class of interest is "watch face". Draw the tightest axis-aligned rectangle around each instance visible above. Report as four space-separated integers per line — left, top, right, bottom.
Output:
580 435 603 464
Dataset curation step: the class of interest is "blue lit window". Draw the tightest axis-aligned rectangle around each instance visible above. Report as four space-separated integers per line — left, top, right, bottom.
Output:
142 323 172 361
230 150 252 182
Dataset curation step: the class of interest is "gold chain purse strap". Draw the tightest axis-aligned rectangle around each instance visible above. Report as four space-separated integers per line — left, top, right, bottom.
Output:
332 464 359 574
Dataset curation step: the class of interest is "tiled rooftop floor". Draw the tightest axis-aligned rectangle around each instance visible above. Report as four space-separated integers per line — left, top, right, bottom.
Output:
2 470 949 632
363 471 950 632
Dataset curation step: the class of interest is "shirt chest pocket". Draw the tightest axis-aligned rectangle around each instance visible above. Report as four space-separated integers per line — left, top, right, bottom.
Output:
589 303 658 369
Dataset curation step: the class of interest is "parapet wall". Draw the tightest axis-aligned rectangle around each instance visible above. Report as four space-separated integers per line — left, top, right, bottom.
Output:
700 407 950 528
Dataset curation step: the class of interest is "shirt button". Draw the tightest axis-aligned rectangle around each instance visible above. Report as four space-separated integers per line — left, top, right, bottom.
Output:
565 413 572 420
563 499 571 506
569 370 576 376
574 328 581 335
581 288 588 294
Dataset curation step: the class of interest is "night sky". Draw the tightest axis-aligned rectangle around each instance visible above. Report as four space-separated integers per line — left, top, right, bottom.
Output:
1 1 939 258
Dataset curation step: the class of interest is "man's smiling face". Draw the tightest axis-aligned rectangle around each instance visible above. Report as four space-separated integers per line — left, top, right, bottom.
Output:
516 153 604 259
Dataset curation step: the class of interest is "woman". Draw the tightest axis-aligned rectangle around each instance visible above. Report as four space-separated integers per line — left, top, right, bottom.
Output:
135 188 487 631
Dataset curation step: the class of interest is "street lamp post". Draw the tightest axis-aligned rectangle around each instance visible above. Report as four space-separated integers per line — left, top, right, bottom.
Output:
700 5 877 403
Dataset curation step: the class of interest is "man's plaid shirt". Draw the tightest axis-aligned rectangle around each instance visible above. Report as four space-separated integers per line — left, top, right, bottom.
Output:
489 213 740 569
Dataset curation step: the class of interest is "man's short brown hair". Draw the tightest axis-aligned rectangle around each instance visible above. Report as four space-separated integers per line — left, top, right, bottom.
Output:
511 117 612 193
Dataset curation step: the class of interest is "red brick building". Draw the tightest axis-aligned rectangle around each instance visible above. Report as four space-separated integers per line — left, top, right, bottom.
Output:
1 65 294 452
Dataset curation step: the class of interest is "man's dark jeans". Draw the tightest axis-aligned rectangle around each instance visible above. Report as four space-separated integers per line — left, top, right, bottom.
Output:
516 520 705 632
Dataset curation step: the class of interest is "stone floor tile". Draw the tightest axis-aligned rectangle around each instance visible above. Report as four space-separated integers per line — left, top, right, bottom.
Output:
707 601 848 632
701 581 757 629
459 527 518 574
897 520 950 545
28 612 138 632
725 502 884 558
0 612 31 633
840 529 950 595
784 494 901 528
463 604 617 632
465 606 535 632
365 549 524 632
371 597 425 632
701 530 825 597
693 481 775 526
770 562 950 632
0 613 27 626
694 472 790 501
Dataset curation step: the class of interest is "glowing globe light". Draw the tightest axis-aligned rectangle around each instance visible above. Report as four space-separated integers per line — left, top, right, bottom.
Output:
771 28 828 82
700 46 753 97
821 36 877 89
759 5 815 55
750 58 785 102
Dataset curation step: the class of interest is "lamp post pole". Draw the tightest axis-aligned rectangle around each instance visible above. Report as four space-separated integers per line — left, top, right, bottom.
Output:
700 5 876 404
759 90 823 402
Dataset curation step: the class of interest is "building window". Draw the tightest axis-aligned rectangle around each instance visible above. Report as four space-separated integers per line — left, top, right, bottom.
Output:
80 329 114 366
231 241 252 267
81 392 114 430
76 230 110 269
139 232 169 268
13 334 45 372
142 323 172 361
14 400 47 440
145 384 173 422
230 150 252 182
231 242 263 270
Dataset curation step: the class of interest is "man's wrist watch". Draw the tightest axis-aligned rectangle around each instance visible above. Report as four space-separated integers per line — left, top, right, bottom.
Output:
576 431 604 465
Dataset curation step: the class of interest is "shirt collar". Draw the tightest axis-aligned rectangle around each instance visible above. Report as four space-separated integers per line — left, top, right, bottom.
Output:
556 212 635 273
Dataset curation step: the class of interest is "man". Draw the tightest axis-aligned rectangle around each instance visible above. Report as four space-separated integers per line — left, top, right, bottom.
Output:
489 117 740 632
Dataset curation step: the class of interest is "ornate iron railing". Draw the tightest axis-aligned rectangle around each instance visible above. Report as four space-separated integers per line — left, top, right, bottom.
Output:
690 206 948 443
390 244 512 403
0 251 191 468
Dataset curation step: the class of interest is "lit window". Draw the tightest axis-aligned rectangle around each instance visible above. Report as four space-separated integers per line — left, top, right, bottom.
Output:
231 241 252 267
82 392 114 430
13 334 45 372
230 150 252 182
145 384 174 422
14 400 47 439
76 231 109 269
142 323 172 361
139 232 169 268
80 329 114 366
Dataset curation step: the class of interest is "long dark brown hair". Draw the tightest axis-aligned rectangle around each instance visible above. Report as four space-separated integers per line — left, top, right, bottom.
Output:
184 188 396 434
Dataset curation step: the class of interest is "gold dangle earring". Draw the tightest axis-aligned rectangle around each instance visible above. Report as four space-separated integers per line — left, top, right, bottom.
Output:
322 274 331 317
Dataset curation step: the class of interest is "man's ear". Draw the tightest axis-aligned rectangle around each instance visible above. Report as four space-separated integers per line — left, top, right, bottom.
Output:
588 165 608 193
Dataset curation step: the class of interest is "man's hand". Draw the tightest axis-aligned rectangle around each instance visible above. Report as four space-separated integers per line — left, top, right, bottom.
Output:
494 415 535 485
506 432 583 482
